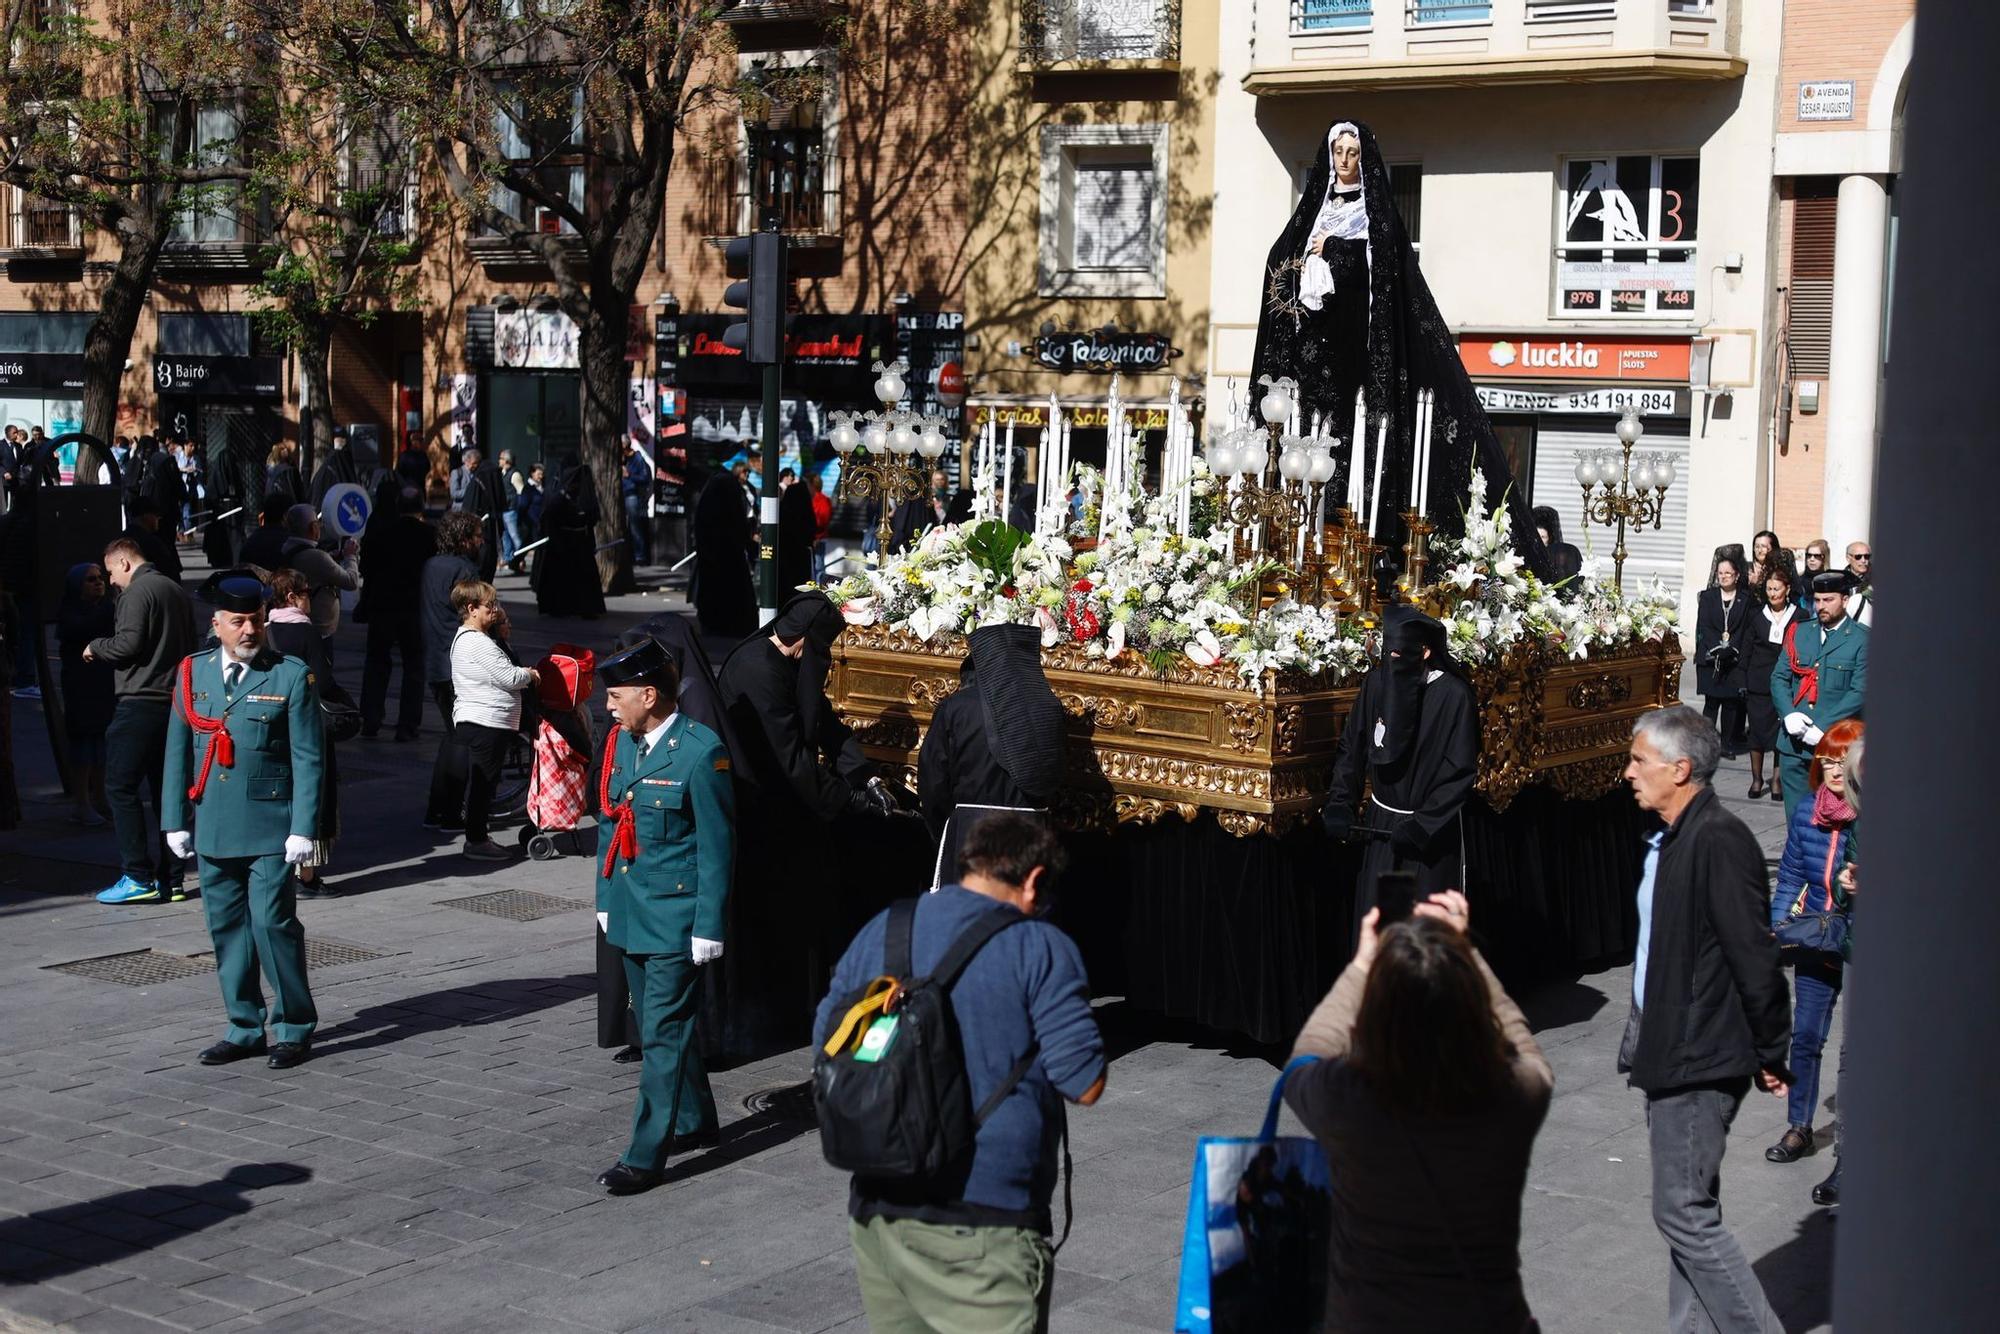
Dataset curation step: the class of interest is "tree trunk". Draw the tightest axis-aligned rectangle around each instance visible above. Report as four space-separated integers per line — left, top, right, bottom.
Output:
80 217 164 484
580 294 636 595
300 319 335 485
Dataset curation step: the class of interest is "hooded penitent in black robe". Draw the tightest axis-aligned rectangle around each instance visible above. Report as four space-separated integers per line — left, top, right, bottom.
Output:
1250 119 1550 576
466 459 509 583
310 443 361 511
917 623 1066 885
1320 607 1479 934
776 479 817 597
692 472 757 637
716 591 898 1056
531 457 606 618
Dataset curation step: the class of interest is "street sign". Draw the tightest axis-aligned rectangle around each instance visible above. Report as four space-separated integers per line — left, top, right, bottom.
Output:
321 483 371 539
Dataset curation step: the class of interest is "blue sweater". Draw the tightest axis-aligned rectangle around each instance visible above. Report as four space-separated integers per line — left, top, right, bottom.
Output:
1772 794 1853 924
814 886 1105 1231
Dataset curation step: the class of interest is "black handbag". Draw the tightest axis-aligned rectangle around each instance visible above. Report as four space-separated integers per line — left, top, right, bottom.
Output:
320 699 363 744
1775 909 1849 960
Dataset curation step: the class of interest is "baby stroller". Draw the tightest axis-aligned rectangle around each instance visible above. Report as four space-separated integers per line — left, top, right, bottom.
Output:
518 643 597 861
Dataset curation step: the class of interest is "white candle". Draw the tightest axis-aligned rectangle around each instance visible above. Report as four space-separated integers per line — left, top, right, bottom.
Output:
1002 421 1015 521
1369 414 1387 541
1417 390 1433 517
1351 396 1367 508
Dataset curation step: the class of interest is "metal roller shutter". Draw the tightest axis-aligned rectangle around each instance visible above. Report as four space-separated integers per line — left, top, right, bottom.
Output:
1529 417 1693 601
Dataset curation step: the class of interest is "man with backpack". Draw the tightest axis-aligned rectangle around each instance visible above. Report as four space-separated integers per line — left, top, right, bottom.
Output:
814 813 1106 1333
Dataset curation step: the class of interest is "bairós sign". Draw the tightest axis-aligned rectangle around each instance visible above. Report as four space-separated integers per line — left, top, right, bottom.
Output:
1034 331 1178 374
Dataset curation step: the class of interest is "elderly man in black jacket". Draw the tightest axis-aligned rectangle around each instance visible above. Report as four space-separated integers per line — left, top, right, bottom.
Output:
1620 705 1791 1334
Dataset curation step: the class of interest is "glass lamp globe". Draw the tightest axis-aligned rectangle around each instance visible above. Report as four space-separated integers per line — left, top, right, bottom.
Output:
1241 435 1270 477
830 422 859 456
1208 438 1240 478
1308 446 1338 485
1574 453 1602 488
1279 446 1309 482
1260 386 1293 428
1632 457 1656 490
1653 453 1677 489
889 417 918 455
1616 408 1645 447
917 423 947 459
862 420 889 455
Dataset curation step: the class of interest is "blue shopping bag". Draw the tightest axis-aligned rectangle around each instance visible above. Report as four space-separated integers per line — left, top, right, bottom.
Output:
1174 1056 1330 1334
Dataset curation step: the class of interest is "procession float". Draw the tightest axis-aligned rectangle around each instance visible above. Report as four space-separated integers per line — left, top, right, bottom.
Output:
819 118 1684 1039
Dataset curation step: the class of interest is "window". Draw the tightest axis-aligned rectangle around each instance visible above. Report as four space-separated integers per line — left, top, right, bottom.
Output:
1292 0 1371 32
1408 2 1492 24
0 311 89 352
158 312 252 357
1039 123 1167 298
341 117 416 238
7 188 79 249
1785 181 1837 379
1527 0 1615 20
163 102 246 245
1668 1 1714 14
1555 154 1699 317
1023 0 1179 62
1291 160 1422 249
491 81 584 235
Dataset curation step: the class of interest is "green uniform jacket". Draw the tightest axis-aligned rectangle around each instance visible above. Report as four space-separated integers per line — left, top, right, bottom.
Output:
162 647 325 858
1770 614 1867 763
596 715 735 954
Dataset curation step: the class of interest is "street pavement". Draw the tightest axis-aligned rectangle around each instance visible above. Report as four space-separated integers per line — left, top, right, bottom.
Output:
0 558 1836 1333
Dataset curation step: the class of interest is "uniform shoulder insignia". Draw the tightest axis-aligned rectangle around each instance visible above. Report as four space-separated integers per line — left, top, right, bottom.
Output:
713 756 731 772
306 671 316 686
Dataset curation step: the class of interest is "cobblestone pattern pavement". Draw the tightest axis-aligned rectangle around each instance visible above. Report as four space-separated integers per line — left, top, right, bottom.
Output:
0 567 1836 1332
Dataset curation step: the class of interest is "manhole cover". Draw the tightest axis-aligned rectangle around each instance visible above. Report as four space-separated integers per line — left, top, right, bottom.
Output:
44 949 212 987
304 938 395 969
436 889 591 922
742 1081 818 1126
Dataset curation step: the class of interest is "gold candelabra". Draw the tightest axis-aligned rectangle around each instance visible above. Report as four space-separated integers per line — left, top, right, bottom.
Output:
1395 511 1435 602
1575 407 1676 593
829 406 945 554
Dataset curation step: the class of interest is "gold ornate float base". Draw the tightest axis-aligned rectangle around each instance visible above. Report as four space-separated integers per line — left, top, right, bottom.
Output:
829 625 1682 837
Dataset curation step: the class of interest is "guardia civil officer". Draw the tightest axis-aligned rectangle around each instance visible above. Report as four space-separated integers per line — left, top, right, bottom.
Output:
592 637 735 1196
162 570 324 1070
1771 568 1868 819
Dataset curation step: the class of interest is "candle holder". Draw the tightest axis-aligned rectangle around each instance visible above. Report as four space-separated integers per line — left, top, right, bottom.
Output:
1395 511 1435 602
1575 407 1675 593
832 410 932 554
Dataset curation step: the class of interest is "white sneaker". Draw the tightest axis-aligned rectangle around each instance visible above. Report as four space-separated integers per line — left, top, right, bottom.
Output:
463 839 511 862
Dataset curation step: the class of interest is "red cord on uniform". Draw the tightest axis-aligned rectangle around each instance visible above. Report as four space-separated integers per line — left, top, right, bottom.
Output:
177 658 235 801
598 726 637 876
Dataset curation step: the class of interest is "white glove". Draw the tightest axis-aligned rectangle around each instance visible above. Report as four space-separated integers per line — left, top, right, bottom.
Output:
1783 711 1811 739
1802 724 1825 747
165 830 194 860
283 835 316 866
691 937 724 965
596 911 609 933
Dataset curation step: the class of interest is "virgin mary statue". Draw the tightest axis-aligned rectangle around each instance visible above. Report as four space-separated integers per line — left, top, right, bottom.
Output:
1250 119 1552 578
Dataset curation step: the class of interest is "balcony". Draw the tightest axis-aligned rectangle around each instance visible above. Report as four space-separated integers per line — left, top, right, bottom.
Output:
1252 0 1742 96
2 197 82 256
1020 0 1182 69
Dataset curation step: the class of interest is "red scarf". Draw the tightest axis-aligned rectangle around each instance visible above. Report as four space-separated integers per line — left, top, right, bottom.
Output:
598 726 638 877
1811 783 1856 829
1783 621 1818 706
176 657 235 801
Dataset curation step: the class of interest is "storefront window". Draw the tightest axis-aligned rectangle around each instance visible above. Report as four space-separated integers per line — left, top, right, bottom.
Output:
483 372 580 471
0 311 89 353
158 312 252 357
1555 154 1699 317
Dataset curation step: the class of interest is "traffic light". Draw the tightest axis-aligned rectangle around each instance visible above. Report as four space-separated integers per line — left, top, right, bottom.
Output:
722 232 786 365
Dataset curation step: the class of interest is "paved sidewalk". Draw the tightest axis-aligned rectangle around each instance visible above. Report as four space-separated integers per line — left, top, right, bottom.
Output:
0 573 1836 1332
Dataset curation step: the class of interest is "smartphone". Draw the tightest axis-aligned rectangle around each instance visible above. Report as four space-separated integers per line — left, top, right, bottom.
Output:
1375 871 1420 927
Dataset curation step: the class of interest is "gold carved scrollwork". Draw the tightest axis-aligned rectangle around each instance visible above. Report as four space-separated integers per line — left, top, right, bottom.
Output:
840 714 919 752
1565 672 1633 713
1222 701 1266 754
1216 810 1268 838
1274 704 1305 756
1545 754 1629 802
1059 692 1141 729
907 676 960 705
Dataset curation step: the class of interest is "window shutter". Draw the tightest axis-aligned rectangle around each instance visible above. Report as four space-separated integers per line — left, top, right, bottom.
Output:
1074 159 1152 270
1788 182 1838 379
1389 163 1422 245
466 307 495 368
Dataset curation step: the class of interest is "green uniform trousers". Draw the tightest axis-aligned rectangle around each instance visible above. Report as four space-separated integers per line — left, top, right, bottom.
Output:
849 1216 1054 1334
621 950 718 1170
200 853 317 1047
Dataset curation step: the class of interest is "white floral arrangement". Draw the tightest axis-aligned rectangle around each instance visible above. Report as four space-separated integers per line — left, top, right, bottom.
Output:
1432 464 1680 665
827 519 1071 643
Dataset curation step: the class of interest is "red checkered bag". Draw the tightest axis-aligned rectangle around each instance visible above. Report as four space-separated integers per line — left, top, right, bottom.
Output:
527 718 592 832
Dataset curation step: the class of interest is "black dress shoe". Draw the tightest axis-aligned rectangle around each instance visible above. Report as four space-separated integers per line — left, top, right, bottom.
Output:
596 1162 663 1196
1812 1162 1841 1206
611 1046 643 1064
198 1039 266 1065
1770 785 1784 802
1765 1125 1815 1163
267 1043 311 1070
1748 781 1766 799
667 1129 720 1155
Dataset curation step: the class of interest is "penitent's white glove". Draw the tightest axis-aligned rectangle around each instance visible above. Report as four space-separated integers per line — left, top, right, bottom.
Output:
1802 725 1825 748
691 938 724 965
1783 711 1811 739
283 835 315 866
596 911 609 933
165 830 194 860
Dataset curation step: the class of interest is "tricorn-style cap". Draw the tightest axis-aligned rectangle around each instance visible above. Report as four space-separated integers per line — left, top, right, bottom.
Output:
197 568 268 614
600 636 674 687
1809 570 1857 596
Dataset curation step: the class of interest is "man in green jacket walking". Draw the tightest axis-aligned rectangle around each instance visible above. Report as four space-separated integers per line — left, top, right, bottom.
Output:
591 637 735 1195
163 570 325 1070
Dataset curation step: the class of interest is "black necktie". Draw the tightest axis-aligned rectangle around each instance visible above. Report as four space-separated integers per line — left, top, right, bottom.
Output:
225 663 243 696
633 736 649 763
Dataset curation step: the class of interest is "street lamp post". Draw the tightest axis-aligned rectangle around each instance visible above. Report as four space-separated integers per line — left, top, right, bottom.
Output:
1575 407 1676 592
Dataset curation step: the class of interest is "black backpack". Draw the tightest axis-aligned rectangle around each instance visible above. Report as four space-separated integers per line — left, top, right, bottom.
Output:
814 898 1037 1184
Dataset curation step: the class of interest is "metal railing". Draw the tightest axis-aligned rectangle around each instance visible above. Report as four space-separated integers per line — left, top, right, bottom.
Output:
8 197 80 249
1021 0 1182 62
339 166 418 238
